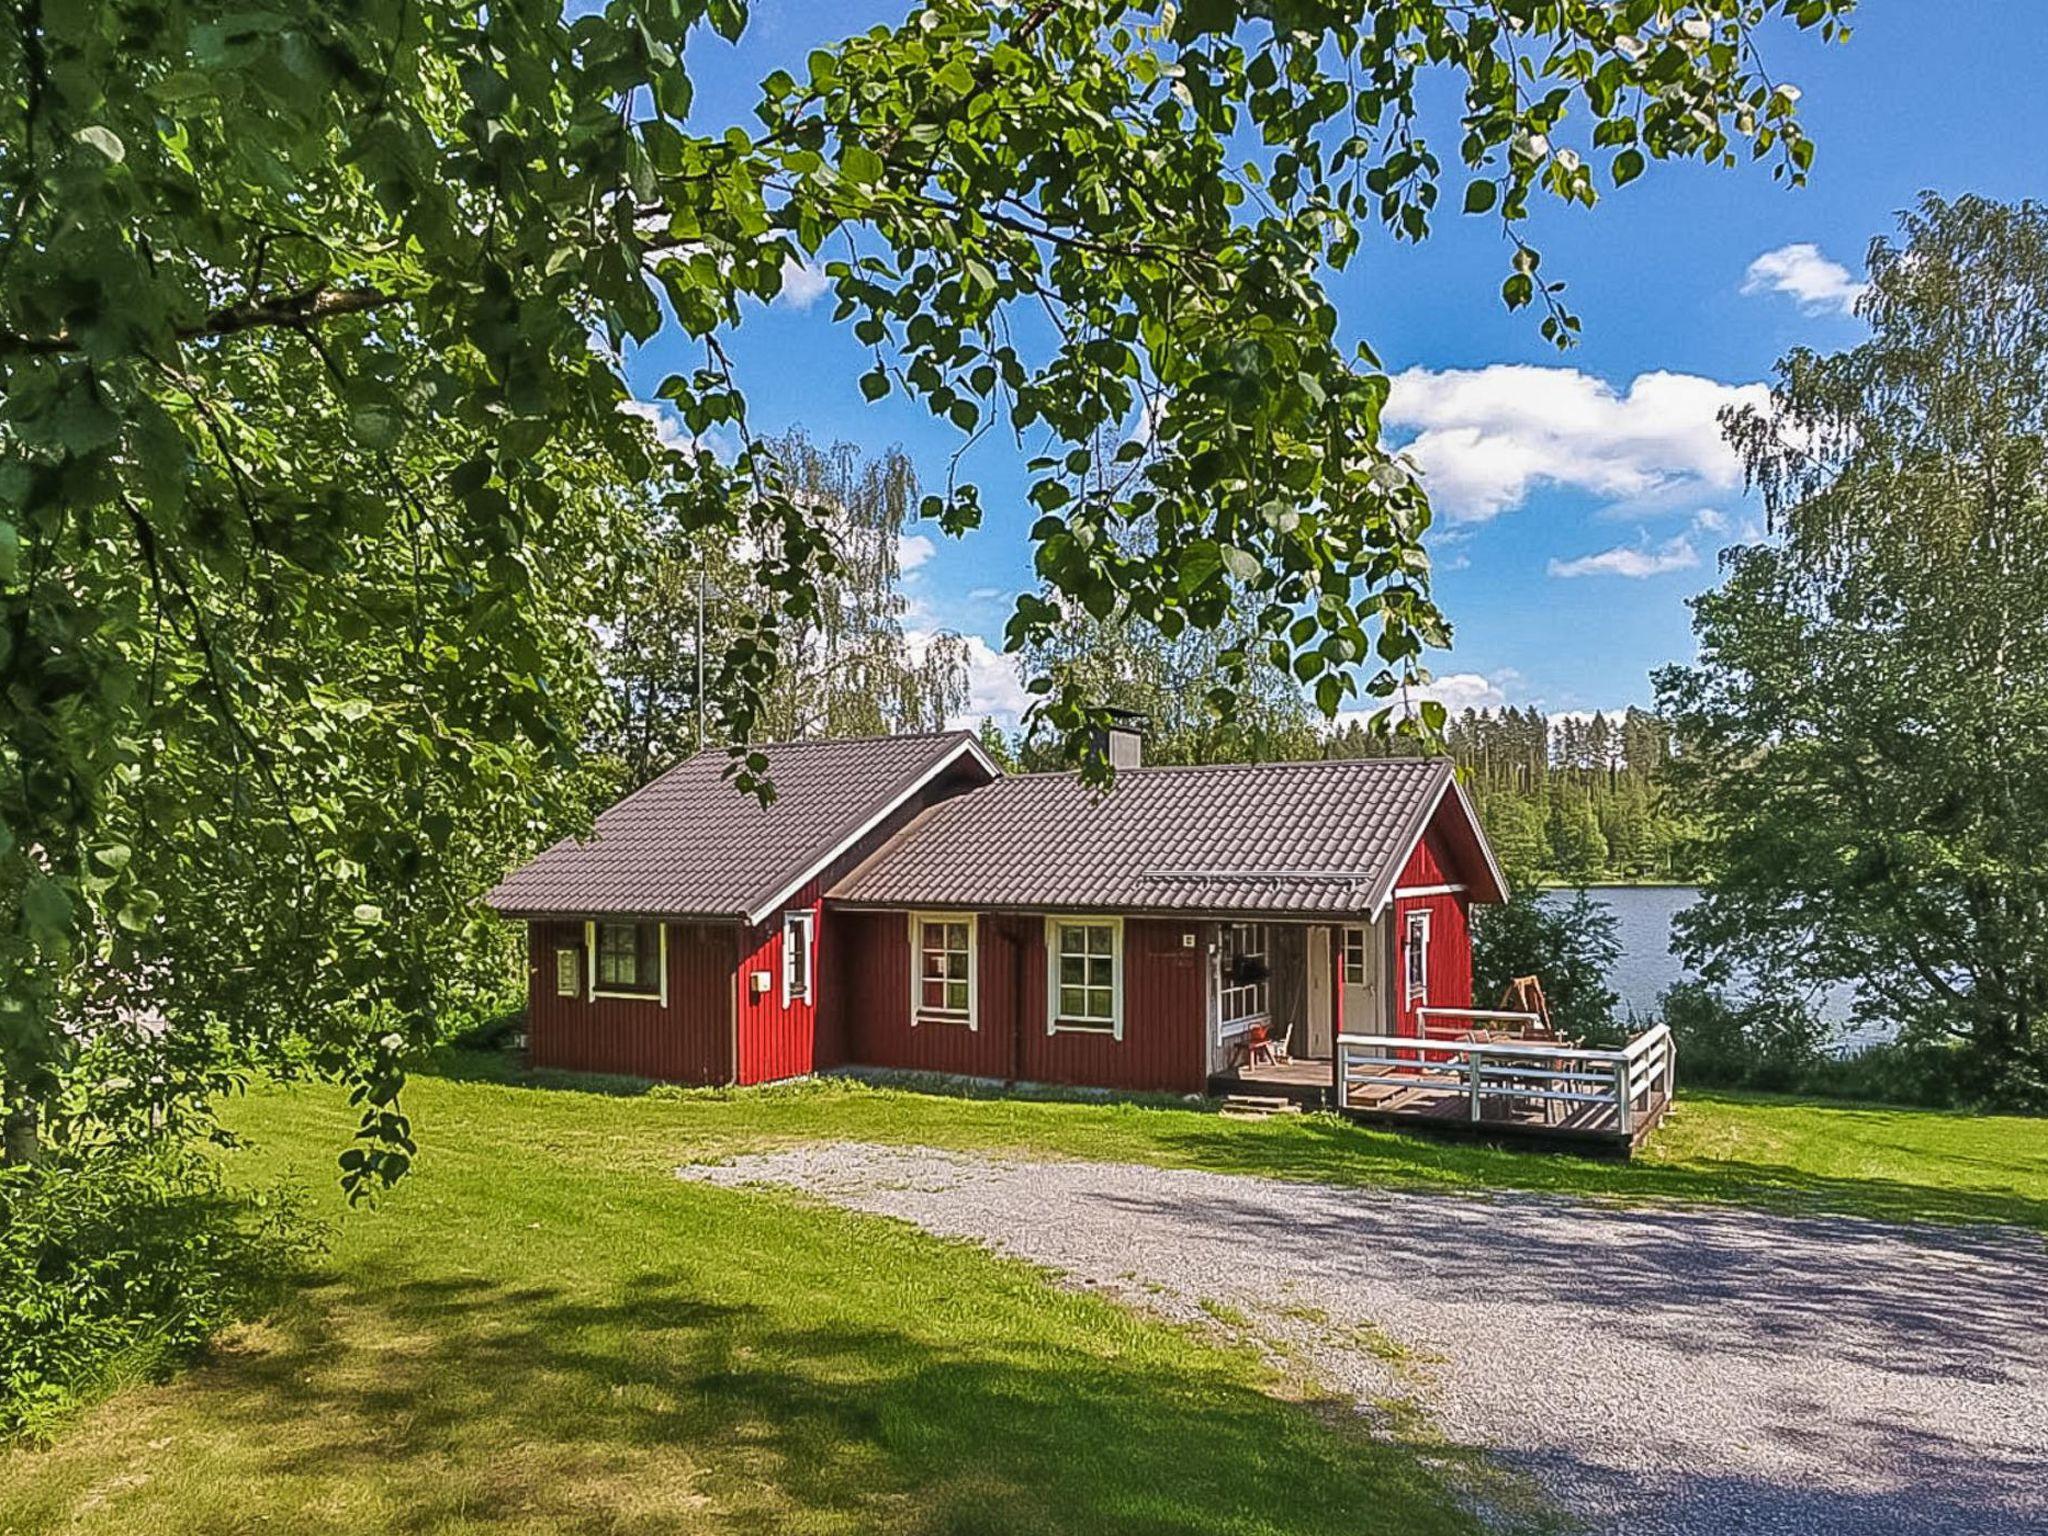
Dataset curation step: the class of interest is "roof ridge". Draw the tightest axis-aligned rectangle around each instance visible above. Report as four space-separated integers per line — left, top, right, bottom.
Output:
704 728 976 755
1006 754 1445 780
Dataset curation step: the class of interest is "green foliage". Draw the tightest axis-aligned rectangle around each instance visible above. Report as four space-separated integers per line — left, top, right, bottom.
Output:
1329 705 1694 885
1657 982 1972 1108
0 1146 315 1441
1472 890 1622 1044
595 429 970 789
1017 591 1323 768
1658 195 2048 1112
0 0 1850 1193
1658 981 1833 1093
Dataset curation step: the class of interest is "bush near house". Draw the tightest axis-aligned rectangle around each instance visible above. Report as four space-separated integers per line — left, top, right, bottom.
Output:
0 1147 313 1441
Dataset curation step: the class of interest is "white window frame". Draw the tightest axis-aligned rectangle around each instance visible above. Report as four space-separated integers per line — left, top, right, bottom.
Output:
910 912 978 1029
1045 915 1123 1039
1403 909 1430 1009
781 909 815 1006
1342 926 1369 987
1216 922 1270 1042
554 946 580 998
585 919 669 1007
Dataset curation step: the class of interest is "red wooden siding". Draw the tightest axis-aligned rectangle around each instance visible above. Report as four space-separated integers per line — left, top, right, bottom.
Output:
1019 917 1208 1094
836 910 1017 1078
1390 823 1475 1035
736 880 823 1086
834 911 1208 1095
525 920 734 1083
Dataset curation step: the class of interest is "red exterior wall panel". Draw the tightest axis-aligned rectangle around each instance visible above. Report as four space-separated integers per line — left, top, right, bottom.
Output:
1390 825 1475 1036
525 920 734 1083
1017 917 1208 1095
833 910 1208 1095
735 880 823 1086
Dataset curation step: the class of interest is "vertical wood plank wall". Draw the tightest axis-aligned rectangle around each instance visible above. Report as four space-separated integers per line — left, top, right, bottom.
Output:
526 919 734 1083
1390 824 1475 1035
734 879 821 1087
834 911 1209 1095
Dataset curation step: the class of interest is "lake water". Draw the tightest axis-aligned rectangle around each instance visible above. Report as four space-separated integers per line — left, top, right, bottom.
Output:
1539 885 1869 1042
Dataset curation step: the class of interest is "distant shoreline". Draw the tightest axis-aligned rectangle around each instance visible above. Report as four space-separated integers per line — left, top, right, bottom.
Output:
1536 880 1699 892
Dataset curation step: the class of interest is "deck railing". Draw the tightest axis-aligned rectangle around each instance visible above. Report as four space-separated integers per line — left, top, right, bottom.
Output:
1336 1021 1676 1137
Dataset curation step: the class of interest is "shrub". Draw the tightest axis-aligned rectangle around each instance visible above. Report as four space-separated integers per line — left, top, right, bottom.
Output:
1659 981 1831 1091
444 998 526 1053
0 1147 317 1441
1472 889 1623 1044
1658 982 1983 1108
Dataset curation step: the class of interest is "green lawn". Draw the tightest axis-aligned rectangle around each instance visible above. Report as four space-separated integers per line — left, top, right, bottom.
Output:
2 1057 2042 1535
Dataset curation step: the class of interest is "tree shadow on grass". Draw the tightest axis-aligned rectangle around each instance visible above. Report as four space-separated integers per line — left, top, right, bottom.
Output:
90 1262 1516 1536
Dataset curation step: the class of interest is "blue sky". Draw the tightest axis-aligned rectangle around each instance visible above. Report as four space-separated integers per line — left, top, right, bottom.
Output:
624 2 2048 725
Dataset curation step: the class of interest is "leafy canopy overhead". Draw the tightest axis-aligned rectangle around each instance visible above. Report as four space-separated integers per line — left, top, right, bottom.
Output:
1 0 1848 1186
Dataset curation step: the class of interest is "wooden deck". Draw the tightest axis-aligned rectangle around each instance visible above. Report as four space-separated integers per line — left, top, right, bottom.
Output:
1209 1057 1337 1109
1343 1075 1672 1153
1336 1020 1677 1156
1212 1018 1678 1156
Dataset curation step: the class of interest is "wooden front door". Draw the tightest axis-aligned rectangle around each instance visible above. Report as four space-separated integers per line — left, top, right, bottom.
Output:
1305 927 1334 1057
1342 923 1383 1035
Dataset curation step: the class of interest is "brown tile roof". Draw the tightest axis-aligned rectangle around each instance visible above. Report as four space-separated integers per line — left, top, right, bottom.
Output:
486 732 994 923
829 756 1496 918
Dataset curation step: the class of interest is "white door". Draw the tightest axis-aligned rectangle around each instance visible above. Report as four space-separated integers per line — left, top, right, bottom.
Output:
1306 928 1333 1058
1342 924 1381 1035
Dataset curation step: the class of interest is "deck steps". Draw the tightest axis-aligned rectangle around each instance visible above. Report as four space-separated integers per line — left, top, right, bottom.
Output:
1217 1093 1304 1120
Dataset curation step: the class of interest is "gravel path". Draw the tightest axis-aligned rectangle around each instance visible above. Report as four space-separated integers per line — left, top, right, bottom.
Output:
683 1144 2047 1536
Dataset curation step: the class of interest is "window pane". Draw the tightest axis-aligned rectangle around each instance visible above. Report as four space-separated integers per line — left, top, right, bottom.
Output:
922 977 946 1009
1059 925 1086 955
1088 925 1112 956
946 980 969 1012
1058 955 1085 986
1059 985 1088 1017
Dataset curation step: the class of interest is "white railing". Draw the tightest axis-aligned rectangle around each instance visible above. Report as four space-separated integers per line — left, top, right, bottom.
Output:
1335 1022 1676 1136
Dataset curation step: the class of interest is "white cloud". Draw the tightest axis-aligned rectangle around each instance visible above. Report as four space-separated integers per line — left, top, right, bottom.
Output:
617 397 692 454
967 586 1005 601
1332 669 1519 733
1741 242 1867 315
1384 365 1768 523
897 532 937 573
777 257 831 310
1547 532 1700 580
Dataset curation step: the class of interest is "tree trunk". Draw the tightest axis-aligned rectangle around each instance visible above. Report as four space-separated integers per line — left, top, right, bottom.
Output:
1 1098 41 1167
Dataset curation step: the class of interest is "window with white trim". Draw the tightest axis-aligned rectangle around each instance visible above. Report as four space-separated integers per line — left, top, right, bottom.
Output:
913 913 976 1027
554 946 580 997
593 921 662 997
1342 926 1369 986
1048 917 1120 1035
1403 910 1430 1008
782 910 814 1005
1217 923 1269 1038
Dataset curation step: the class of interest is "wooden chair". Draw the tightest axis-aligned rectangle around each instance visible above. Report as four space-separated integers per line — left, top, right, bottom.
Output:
1497 976 1574 1123
1246 1023 1290 1068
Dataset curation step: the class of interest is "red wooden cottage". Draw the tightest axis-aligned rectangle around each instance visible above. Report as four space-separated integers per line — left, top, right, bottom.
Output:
486 723 1510 1101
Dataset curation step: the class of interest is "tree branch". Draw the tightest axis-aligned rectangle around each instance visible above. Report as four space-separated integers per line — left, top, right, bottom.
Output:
2 282 408 357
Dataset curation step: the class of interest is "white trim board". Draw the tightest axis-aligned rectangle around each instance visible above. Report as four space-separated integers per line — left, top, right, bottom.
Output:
908 910 979 1031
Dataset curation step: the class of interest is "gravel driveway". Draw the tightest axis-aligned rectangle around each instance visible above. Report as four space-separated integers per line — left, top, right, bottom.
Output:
684 1144 2046 1536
